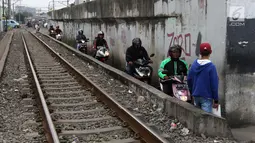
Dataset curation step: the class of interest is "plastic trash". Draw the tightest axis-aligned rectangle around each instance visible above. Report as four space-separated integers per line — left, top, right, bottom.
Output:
212 104 222 117
72 135 80 143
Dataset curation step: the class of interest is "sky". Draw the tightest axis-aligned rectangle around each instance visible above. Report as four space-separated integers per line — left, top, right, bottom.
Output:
21 0 75 11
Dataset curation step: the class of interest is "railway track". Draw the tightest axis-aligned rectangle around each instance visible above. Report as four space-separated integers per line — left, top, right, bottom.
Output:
22 30 171 143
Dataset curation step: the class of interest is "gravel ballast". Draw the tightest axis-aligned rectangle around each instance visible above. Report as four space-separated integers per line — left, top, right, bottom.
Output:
24 31 138 142
35 32 237 143
0 31 45 142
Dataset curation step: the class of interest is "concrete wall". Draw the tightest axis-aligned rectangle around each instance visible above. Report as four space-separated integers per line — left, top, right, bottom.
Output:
225 0 255 127
49 0 255 125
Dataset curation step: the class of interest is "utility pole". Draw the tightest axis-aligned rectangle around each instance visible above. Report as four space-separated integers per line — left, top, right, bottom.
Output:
7 0 10 19
18 0 20 23
52 0 54 19
12 3 14 18
2 0 7 31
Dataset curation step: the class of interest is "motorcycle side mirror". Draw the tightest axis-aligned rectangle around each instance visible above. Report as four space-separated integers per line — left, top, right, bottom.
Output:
162 70 169 74
150 53 155 57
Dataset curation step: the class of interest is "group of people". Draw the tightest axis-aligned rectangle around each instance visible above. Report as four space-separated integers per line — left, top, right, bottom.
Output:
48 25 63 35
75 29 109 53
125 38 219 113
49 26 109 54
47 26 219 113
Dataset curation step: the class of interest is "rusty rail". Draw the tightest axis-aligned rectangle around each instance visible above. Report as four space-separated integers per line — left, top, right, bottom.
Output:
21 33 60 143
27 30 172 143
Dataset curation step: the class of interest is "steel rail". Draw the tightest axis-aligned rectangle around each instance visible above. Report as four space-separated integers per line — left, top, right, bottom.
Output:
21 33 60 143
28 31 173 143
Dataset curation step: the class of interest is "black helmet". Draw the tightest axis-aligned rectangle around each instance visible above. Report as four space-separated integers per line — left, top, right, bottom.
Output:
78 29 83 35
132 38 142 48
168 45 182 57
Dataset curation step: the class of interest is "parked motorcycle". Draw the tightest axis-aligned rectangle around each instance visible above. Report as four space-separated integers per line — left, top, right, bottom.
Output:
132 53 154 84
49 30 56 38
160 70 191 102
95 46 110 62
77 38 89 54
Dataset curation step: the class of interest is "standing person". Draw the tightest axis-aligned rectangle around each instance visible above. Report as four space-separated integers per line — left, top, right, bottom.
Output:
187 43 219 113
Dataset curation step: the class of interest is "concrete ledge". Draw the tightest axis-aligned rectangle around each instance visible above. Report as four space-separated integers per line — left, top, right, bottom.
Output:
0 32 13 78
48 0 175 20
39 32 233 138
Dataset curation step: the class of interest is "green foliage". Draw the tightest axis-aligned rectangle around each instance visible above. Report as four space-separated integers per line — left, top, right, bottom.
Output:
14 12 33 23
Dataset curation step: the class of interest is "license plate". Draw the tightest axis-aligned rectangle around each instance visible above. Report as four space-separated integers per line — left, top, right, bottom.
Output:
176 84 187 89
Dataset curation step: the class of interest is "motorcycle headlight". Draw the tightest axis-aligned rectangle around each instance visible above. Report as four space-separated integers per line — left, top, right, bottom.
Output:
135 68 145 77
105 51 109 56
180 95 188 102
140 67 151 76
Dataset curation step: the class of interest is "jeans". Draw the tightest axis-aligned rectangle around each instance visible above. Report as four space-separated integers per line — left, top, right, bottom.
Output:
76 43 81 50
194 96 213 113
160 81 173 96
126 63 135 76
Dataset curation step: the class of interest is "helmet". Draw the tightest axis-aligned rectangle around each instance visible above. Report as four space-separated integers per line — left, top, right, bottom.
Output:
78 29 83 35
132 38 142 48
50 25 53 28
56 26 59 29
97 31 104 38
168 45 182 58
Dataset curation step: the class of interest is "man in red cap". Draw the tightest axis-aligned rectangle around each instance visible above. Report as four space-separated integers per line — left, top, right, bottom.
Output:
187 43 219 113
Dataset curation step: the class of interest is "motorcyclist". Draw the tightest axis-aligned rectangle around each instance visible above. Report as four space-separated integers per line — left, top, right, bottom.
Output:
55 26 62 34
76 29 87 50
158 45 189 96
93 31 109 56
125 38 153 79
48 25 55 33
35 23 40 33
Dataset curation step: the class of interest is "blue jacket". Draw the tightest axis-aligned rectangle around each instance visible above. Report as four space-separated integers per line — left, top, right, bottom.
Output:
187 59 218 100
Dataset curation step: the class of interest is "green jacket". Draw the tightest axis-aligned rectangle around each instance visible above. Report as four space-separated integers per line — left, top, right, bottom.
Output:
158 58 189 79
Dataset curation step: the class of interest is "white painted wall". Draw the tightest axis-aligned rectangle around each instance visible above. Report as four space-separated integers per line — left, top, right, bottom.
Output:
49 0 227 110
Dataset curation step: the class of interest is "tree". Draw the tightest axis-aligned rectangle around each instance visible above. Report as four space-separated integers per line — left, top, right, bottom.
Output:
14 12 33 23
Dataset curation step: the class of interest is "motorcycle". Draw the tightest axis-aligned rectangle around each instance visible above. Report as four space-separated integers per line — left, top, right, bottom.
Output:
160 70 191 102
95 46 110 62
56 34 62 41
132 53 155 84
35 24 40 33
77 38 89 54
49 30 56 38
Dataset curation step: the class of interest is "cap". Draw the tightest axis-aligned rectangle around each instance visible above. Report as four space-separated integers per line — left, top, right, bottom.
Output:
200 43 212 54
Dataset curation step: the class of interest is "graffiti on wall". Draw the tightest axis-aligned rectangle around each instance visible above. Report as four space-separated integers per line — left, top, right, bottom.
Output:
167 32 192 56
195 32 202 57
199 0 205 8
121 30 127 44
